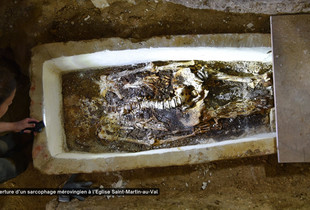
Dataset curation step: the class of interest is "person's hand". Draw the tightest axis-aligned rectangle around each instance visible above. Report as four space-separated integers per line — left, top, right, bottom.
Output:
13 118 39 133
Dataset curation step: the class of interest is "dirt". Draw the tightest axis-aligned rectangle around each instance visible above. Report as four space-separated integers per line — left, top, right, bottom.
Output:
0 0 310 209
2 155 310 209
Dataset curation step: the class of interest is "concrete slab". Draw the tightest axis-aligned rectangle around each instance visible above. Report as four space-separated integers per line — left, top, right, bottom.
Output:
271 15 310 162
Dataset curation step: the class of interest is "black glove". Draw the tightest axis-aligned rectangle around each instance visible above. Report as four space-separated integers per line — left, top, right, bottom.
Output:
19 121 45 134
58 174 92 202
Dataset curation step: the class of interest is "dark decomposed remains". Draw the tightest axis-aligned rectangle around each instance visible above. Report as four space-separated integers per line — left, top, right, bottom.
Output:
62 60 273 152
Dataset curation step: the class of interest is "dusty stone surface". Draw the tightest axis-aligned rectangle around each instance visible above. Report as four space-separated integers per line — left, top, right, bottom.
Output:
90 0 310 14
272 15 310 162
0 0 310 209
166 0 310 14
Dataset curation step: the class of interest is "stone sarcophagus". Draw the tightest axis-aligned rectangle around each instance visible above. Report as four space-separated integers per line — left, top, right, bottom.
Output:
30 34 276 174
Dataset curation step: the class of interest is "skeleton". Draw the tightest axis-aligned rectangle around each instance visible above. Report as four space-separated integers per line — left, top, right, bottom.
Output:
89 60 273 146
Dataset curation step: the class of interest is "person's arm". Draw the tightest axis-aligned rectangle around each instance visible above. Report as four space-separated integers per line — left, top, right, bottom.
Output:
0 118 39 133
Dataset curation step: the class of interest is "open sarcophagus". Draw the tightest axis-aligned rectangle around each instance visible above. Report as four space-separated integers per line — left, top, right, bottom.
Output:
30 34 276 174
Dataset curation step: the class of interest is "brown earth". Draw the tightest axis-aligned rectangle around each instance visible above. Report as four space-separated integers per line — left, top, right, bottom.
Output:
0 0 310 209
